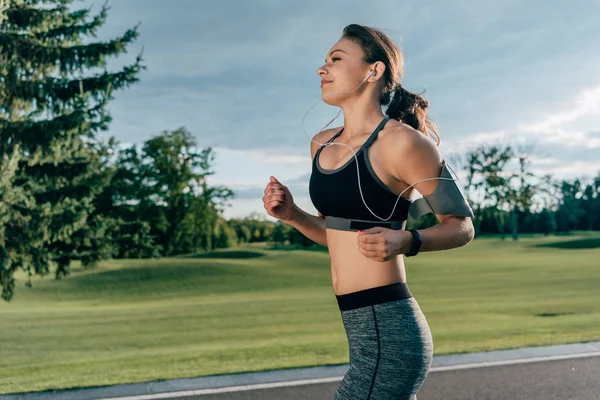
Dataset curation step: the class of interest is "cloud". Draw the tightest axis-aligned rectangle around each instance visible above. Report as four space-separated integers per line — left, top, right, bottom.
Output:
531 161 600 180
213 147 309 166
451 83 600 155
212 172 311 201
518 86 600 133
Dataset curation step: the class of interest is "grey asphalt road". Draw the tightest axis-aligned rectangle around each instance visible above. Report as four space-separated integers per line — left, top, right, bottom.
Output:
4 344 600 400
173 355 600 400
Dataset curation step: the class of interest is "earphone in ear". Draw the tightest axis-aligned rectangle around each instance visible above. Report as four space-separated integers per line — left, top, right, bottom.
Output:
358 71 375 85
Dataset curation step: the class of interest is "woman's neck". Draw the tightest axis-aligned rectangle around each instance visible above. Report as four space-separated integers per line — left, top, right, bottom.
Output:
340 97 387 139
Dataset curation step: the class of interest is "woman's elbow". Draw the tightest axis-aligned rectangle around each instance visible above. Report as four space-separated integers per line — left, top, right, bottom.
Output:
438 215 475 249
447 216 474 247
462 217 475 246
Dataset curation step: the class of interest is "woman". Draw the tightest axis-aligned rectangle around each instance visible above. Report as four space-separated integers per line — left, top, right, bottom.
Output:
262 24 475 400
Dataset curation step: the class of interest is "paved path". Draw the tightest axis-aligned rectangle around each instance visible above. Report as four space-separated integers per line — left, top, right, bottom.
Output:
2 342 600 400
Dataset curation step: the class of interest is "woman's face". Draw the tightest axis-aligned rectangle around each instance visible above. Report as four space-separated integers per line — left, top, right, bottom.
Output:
316 37 372 106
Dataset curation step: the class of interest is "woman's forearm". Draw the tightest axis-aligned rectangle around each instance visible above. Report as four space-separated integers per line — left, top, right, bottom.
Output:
283 204 328 247
408 216 474 253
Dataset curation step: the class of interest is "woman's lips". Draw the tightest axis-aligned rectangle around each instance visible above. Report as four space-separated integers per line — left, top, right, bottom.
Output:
320 80 332 87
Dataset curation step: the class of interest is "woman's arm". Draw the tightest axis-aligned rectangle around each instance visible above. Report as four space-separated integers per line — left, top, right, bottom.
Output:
398 214 474 254
283 206 328 247
392 125 475 252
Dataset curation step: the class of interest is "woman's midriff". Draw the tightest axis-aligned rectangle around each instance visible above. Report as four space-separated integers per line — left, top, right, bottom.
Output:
326 229 407 296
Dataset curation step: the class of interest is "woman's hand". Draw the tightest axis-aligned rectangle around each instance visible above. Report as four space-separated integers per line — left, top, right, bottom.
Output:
263 176 295 221
357 227 413 262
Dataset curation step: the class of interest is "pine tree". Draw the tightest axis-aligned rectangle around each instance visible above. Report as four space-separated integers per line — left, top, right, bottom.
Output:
0 0 144 301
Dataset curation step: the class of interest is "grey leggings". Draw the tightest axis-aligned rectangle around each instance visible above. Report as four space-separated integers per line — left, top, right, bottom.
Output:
333 282 433 400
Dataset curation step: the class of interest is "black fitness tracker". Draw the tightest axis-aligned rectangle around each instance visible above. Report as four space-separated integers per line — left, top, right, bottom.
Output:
405 229 422 257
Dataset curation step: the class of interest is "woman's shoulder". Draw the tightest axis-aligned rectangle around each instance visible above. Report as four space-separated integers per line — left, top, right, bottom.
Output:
379 120 439 155
312 126 343 144
379 119 418 142
378 120 442 180
310 126 343 159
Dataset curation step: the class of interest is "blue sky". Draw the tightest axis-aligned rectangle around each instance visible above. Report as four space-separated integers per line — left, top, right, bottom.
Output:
81 0 600 219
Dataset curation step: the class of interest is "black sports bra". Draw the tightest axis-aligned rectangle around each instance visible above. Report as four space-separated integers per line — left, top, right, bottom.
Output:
308 117 412 231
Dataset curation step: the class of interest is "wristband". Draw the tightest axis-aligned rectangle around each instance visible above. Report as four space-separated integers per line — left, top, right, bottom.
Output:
405 229 422 257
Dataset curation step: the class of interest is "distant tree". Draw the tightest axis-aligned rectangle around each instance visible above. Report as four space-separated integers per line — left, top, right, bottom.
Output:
593 172 600 230
461 146 500 234
580 180 599 231
271 221 289 243
537 209 557 236
212 219 237 249
464 144 514 237
506 148 536 240
228 219 253 243
107 128 233 255
113 220 161 259
535 174 560 212
555 179 586 233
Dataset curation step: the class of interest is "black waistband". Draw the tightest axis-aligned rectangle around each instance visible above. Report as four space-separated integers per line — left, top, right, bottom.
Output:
335 282 413 311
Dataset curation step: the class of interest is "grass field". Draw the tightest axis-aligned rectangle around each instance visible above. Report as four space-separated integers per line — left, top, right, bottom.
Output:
1 234 599 394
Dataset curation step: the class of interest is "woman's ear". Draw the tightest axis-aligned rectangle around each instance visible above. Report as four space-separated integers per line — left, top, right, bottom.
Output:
368 61 386 82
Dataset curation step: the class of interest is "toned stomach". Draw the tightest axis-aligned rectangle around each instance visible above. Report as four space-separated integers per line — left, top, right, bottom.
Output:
326 228 407 296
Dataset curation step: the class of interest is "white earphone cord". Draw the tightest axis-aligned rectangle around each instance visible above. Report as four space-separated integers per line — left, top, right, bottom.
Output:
301 72 458 221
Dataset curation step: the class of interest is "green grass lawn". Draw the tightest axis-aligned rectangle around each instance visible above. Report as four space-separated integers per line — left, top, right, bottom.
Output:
1 234 599 394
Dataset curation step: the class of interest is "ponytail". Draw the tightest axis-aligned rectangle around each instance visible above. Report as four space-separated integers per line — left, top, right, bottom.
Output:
384 85 440 145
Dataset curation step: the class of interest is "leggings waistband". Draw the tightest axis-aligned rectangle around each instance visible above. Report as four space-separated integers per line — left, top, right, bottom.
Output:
335 282 413 311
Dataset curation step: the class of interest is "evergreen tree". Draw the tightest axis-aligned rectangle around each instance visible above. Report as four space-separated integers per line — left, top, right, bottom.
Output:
0 0 143 300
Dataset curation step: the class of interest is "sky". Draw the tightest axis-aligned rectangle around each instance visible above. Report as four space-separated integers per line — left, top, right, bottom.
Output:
79 0 600 219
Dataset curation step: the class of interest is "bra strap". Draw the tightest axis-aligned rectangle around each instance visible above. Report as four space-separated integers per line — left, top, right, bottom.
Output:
325 127 344 144
315 128 344 160
363 117 391 148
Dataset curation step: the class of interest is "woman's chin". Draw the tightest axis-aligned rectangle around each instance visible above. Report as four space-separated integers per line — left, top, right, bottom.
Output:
321 94 341 106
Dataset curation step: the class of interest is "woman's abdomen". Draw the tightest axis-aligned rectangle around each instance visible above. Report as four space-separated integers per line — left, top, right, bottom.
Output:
326 229 407 295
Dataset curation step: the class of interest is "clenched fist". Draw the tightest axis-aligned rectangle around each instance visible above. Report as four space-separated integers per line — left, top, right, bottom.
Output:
263 176 295 221
357 227 412 262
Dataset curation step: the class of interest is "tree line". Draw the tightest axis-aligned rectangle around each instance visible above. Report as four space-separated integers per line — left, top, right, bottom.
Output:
453 144 599 239
1 1 598 301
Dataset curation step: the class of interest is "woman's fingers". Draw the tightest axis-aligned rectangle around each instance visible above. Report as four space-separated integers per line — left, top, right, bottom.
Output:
358 242 386 253
357 247 383 261
262 191 285 202
264 184 286 196
269 189 286 196
265 198 285 210
263 193 285 203
266 197 285 206
357 234 382 244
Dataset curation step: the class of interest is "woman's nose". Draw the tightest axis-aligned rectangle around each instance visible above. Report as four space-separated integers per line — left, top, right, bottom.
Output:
316 65 327 77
